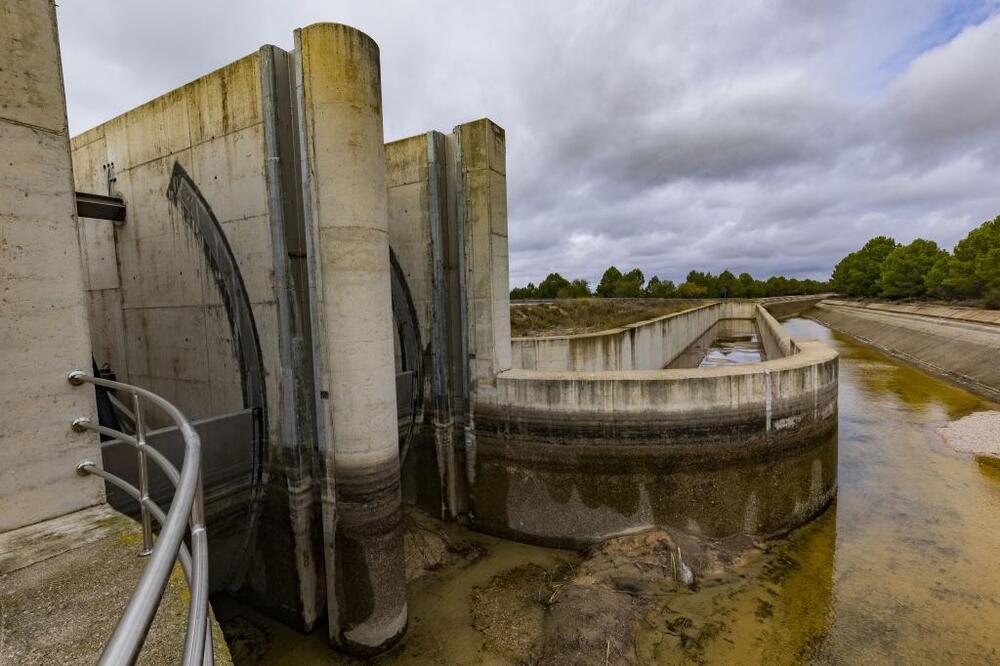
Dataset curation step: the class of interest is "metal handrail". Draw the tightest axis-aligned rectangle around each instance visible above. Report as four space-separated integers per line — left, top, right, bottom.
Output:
68 370 213 666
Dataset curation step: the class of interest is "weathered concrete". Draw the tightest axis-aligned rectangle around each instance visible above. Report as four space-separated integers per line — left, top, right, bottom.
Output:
383 120 511 525
809 299 1000 401
0 0 103 532
0 504 233 664
296 24 407 654
474 338 838 547
819 298 1000 325
760 294 833 320
756 303 795 359
511 301 757 372
71 48 325 629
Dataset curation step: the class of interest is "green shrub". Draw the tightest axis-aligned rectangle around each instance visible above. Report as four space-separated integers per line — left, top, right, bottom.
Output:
985 288 1000 310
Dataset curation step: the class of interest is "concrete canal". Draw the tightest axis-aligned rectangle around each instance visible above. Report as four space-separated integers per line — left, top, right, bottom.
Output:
218 317 1000 664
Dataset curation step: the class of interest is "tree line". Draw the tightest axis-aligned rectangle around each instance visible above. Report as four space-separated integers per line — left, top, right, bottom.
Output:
830 215 1000 308
510 266 829 300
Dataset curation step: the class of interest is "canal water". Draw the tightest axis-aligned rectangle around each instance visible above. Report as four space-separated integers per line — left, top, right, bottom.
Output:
698 333 763 368
635 318 1000 663
225 317 1000 664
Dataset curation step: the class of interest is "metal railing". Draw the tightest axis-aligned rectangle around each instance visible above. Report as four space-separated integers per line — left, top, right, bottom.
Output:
68 370 213 666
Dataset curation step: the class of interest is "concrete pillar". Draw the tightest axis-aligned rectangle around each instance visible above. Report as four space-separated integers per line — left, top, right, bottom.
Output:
450 119 511 511
295 23 407 654
0 0 103 531
453 119 512 399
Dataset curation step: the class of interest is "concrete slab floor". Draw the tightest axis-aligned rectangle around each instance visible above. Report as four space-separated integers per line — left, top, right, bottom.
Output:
0 504 233 664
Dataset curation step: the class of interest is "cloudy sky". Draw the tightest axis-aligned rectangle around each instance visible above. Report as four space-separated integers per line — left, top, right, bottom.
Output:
56 1 1000 286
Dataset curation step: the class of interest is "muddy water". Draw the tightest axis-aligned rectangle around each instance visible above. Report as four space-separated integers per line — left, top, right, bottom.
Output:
656 317 1000 664
229 318 1000 664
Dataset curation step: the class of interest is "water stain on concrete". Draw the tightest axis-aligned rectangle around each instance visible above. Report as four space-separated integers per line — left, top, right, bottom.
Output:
216 317 1000 664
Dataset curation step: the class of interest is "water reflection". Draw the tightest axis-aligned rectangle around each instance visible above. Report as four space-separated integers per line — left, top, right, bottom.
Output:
637 318 1000 663
234 317 1000 664
775 318 999 663
698 334 764 368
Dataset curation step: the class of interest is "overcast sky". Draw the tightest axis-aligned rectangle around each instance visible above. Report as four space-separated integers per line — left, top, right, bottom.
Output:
56 1 1000 286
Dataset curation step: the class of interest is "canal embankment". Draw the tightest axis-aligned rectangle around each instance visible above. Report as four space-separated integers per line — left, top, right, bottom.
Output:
807 299 1000 401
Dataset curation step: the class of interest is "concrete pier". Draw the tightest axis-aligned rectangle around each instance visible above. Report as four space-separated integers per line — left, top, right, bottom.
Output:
296 24 407 654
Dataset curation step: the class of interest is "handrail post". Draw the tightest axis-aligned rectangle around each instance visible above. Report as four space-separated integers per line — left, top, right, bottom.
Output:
134 393 154 557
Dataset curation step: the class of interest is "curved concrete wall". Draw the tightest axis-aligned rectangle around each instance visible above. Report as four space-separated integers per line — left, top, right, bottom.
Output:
511 301 765 371
473 321 838 547
756 303 796 359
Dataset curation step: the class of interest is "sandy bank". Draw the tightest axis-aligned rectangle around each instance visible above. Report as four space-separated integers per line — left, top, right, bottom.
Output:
937 411 1000 459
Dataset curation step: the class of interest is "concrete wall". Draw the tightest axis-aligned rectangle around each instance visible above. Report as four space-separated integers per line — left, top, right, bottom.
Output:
0 0 103 532
809 300 1000 401
511 301 760 371
72 24 413 653
385 134 434 347
756 303 796 359
760 294 832 319
457 120 512 399
384 120 512 522
70 48 328 629
473 339 838 546
71 55 264 428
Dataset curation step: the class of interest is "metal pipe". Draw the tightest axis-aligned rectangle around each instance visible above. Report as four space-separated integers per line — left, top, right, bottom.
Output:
108 391 136 428
68 369 208 665
134 394 154 557
73 418 181 485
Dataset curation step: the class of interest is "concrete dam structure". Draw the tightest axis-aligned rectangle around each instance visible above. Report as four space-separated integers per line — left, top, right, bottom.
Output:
2 5 838 660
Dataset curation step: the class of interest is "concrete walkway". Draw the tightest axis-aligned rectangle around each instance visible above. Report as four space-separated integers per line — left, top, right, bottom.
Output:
0 504 232 665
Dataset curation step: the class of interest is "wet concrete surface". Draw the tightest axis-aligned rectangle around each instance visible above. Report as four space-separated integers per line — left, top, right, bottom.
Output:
217 318 1000 664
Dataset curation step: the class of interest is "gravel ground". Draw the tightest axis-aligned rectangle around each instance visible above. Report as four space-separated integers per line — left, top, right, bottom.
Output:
937 411 1000 458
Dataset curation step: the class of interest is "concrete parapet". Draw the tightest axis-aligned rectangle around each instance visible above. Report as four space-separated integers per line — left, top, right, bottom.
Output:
472 339 838 546
820 298 1000 326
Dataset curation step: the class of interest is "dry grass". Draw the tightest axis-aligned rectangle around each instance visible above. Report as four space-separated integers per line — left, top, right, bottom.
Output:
510 298 714 337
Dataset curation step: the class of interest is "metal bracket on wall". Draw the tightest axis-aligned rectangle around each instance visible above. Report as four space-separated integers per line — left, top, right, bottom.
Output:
75 191 126 225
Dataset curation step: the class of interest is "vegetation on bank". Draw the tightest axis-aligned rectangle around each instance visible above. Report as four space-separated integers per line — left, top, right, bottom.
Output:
510 267 829 301
510 298 704 337
831 216 1000 308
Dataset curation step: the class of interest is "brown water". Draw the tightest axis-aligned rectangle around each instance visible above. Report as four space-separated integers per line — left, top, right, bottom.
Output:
227 318 1000 664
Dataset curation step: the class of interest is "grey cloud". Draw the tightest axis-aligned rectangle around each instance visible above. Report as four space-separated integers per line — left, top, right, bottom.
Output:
55 1 1000 287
